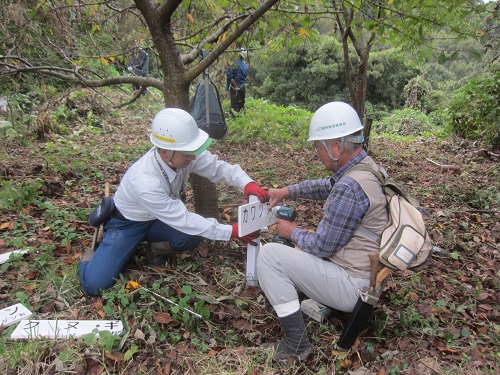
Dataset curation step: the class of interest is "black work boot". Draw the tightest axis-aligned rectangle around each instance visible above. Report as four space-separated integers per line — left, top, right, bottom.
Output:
275 309 313 361
146 241 176 266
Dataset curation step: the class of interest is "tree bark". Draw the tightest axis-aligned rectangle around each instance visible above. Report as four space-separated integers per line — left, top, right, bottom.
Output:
190 174 220 219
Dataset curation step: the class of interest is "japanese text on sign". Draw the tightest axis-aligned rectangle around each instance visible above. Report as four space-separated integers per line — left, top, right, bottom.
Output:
0 303 32 327
11 319 124 339
238 201 275 236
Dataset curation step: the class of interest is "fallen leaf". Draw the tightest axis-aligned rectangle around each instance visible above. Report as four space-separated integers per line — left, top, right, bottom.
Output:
153 311 173 324
340 358 352 367
134 328 145 340
409 292 419 302
232 319 253 331
197 242 210 258
478 304 493 311
41 301 56 313
84 357 104 375
163 362 172 375
476 291 490 301
0 222 12 230
105 351 124 362
175 343 190 354
25 271 40 280
21 282 37 291
476 312 488 319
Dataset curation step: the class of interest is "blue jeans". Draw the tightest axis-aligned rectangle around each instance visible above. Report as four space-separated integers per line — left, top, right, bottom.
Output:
78 218 201 295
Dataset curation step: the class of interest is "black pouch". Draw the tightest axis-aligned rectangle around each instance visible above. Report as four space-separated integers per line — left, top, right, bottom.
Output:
88 196 115 228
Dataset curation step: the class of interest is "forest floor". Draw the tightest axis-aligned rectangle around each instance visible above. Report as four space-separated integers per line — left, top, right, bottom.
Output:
0 92 499 374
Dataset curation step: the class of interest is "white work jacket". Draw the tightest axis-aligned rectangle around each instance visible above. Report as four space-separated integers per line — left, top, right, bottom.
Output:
113 148 253 241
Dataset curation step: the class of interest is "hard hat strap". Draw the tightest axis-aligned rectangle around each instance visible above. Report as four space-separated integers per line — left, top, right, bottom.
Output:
320 140 342 171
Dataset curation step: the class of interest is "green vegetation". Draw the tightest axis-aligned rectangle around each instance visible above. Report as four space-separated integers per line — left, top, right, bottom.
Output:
225 98 310 148
449 67 500 149
0 0 498 373
1 94 498 373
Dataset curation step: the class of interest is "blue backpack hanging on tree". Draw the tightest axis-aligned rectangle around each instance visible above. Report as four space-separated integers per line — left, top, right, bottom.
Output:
190 50 227 139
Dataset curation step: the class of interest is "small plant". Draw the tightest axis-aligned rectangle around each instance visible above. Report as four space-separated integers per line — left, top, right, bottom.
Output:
0 179 45 212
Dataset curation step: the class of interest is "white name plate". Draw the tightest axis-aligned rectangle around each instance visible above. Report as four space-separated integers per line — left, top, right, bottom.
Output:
0 249 30 264
238 201 274 236
11 320 123 339
0 303 32 327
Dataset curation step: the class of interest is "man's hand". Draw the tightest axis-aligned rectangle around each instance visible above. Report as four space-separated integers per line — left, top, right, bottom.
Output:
275 218 297 240
268 187 289 208
231 224 260 246
244 182 270 203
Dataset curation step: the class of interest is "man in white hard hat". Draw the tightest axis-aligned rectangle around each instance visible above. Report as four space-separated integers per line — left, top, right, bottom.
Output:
257 102 389 362
79 108 269 296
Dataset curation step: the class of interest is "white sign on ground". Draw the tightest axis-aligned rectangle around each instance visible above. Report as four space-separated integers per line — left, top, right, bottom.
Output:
0 303 32 327
11 320 124 339
238 200 274 236
0 249 30 265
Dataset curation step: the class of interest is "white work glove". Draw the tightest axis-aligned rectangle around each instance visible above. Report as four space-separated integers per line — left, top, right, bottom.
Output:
127 66 133 71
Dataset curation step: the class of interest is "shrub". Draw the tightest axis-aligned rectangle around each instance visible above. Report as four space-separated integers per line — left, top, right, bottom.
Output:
448 67 500 149
375 108 434 136
225 98 310 148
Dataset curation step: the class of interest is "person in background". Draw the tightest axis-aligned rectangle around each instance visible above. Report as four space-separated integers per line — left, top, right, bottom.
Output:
79 108 269 296
226 50 248 116
128 40 149 93
257 101 389 362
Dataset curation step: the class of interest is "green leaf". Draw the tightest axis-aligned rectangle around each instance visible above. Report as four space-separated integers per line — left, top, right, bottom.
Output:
462 328 471 337
467 50 483 61
438 52 447 64
182 285 193 295
124 344 139 361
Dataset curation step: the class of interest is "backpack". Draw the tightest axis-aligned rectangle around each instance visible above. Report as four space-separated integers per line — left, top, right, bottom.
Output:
190 76 227 139
346 165 433 271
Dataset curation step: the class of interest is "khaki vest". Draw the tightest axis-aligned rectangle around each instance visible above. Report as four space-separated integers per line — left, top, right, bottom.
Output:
328 157 388 279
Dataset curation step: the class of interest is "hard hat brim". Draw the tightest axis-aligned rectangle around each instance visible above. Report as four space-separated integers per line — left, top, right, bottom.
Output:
183 137 213 155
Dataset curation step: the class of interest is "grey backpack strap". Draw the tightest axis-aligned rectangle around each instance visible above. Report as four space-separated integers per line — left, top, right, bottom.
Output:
357 224 379 243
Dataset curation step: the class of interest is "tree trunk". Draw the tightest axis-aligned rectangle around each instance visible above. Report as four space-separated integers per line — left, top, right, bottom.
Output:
190 174 219 219
146 18 221 219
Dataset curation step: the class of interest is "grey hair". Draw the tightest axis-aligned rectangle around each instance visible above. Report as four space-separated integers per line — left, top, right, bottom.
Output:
343 130 364 153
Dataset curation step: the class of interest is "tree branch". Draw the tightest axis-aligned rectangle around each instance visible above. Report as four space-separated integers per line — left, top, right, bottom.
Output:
184 0 280 83
158 0 183 22
0 57 164 91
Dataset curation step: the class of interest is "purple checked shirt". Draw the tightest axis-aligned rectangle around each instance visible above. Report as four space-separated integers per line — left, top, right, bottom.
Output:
288 150 370 257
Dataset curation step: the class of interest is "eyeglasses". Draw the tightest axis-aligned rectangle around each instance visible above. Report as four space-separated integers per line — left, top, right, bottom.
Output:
177 152 196 161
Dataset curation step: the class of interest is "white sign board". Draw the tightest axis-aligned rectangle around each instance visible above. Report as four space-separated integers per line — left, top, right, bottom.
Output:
11 320 123 339
0 303 32 327
0 249 30 264
238 201 274 236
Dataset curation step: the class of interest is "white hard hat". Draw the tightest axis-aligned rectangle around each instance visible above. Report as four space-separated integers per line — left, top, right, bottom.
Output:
308 101 364 142
150 108 212 154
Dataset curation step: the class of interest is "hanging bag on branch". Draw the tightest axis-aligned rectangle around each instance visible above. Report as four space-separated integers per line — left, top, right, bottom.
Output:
190 50 227 139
